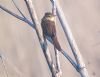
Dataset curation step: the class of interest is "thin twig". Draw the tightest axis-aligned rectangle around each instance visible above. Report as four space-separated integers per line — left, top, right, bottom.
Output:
12 0 27 19
24 0 42 41
0 4 33 28
52 0 62 77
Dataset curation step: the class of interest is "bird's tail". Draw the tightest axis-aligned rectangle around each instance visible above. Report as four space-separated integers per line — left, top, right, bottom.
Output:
52 36 62 51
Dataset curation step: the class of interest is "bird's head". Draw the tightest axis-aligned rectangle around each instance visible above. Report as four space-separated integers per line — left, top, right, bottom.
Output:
44 12 55 21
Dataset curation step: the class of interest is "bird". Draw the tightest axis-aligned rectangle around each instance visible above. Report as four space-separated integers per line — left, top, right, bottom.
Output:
41 12 62 51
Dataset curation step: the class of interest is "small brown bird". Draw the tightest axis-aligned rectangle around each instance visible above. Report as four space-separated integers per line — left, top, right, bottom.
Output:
41 12 62 51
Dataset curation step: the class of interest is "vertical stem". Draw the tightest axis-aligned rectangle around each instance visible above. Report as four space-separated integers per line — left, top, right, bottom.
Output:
52 0 62 77
50 0 89 77
24 0 41 42
24 0 56 77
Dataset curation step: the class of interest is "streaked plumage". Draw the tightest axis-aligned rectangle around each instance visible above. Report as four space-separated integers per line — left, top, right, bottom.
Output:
41 12 61 51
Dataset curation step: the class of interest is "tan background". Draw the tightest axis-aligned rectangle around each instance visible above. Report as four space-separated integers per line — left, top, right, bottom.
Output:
0 0 100 77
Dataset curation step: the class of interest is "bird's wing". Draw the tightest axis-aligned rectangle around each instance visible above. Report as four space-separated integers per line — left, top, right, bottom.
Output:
41 18 61 51
47 20 56 37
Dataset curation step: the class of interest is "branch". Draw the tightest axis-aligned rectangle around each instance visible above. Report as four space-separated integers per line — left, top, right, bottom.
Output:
46 36 78 70
12 0 27 19
0 4 33 28
50 0 89 77
0 1 78 74
24 0 42 41
24 0 57 76
24 0 78 76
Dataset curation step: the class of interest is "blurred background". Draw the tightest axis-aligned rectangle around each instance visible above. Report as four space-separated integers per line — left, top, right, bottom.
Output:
0 0 100 77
